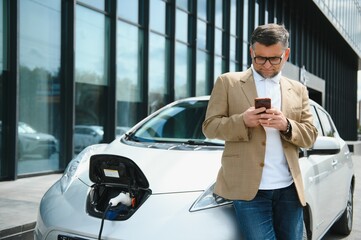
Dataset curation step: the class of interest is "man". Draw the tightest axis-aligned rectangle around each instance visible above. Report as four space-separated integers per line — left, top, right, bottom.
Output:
202 23 318 240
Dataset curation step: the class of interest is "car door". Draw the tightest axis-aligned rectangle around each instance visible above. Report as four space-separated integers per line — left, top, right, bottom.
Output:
316 107 351 219
306 106 346 236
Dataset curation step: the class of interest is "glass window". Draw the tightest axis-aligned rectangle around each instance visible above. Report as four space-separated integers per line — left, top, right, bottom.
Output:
18 0 61 174
74 5 107 153
230 36 236 61
117 21 142 128
317 108 335 137
215 28 222 55
118 0 138 23
176 9 188 43
310 106 323 136
77 0 104 11
243 0 249 68
214 56 222 81
230 0 237 35
197 20 207 49
150 0 166 34
229 61 236 72
76 6 106 86
133 100 208 141
215 0 222 28
176 0 188 10
254 2 259 28
175 42 189 100
196 50 208 96
148 33 166 113
198 0 207 20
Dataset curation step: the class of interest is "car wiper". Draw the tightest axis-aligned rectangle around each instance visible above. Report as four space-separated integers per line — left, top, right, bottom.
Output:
124 132 156 143
185 140 224 146
124 132 140 142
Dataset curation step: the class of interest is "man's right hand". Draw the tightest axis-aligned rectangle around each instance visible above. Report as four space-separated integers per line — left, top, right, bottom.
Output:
243 107 267 128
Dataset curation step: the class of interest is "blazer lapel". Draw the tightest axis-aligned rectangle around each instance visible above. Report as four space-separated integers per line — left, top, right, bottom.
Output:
240 68 258 106
280 77 292 115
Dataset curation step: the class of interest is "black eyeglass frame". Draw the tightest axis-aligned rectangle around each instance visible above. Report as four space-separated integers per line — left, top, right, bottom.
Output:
252 52 285 65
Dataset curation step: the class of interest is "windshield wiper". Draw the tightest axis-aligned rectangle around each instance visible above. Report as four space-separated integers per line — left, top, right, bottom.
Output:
185 140 224 146
124 132 139 142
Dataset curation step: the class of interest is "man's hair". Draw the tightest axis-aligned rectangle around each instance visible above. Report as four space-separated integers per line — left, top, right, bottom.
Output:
250 23 289 49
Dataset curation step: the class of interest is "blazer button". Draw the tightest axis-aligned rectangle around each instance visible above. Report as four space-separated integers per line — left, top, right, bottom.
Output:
260 162 265 167
262 141 266 146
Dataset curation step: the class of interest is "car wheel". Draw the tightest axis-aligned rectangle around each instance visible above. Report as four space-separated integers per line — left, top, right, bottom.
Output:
332 186 353 235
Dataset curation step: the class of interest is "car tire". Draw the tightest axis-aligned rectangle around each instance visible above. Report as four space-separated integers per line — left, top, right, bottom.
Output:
332 186 353 235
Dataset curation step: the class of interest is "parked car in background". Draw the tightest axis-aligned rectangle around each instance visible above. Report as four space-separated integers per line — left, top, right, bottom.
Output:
74 125 130 153
35 96 354 240
74 125 104 154
17 122 58 159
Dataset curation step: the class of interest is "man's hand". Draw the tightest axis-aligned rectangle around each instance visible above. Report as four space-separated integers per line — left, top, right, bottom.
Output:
243 107 288 131
258 109 288 131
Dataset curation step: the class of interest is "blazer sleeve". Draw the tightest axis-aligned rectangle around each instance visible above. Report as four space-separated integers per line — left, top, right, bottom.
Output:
202 75 251 142
281 82 318 148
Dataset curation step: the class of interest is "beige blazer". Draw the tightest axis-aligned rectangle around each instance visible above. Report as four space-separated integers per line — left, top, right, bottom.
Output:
202 68 318 206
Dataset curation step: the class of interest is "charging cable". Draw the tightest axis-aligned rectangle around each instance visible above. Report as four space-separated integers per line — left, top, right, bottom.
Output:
98 192 132 240
98 203 112 240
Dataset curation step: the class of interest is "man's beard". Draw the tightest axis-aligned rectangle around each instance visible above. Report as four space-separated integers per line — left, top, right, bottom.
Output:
255 68 280 79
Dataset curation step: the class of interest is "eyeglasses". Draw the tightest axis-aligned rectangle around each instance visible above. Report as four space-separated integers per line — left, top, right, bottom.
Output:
252 52 285 65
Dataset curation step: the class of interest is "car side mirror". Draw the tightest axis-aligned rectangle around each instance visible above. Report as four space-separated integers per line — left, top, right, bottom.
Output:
301 136 341 157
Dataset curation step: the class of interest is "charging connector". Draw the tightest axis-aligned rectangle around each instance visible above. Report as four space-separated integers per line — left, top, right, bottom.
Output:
109 192 132 207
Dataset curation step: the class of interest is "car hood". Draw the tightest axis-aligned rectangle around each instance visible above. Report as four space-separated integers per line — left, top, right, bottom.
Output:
76 139 223 194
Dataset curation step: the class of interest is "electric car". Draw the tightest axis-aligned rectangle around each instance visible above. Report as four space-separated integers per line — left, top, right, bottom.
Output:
35 96 354 240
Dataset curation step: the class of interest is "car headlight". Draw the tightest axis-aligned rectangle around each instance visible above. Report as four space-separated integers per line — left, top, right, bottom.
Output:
60 145 104 193
190 183 232 212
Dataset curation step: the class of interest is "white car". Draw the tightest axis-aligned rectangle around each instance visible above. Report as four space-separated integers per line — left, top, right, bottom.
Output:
35 96 354 240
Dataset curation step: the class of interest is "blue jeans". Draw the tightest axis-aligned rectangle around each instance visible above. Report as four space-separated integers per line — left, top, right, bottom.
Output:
233 183 303 240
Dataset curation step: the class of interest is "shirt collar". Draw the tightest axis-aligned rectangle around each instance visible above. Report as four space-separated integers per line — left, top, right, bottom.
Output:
251 64 281 84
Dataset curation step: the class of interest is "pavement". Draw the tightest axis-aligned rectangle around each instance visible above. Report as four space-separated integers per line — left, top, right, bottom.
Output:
0 155 360 240
0 173 62 239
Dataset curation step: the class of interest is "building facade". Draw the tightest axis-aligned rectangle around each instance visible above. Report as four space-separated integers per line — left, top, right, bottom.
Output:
1 0 360 180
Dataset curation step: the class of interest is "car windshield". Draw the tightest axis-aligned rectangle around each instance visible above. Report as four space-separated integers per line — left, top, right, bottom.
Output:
130 100 223 145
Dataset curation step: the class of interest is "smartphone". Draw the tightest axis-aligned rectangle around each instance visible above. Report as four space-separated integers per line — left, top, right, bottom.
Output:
255 98 271 113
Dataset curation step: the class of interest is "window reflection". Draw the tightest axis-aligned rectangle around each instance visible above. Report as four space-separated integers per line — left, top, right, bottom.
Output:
117 21 142 128
150 0 166 34
214 56 222 82
230 0 236 35
176 9 188 43
198 0 207 20
77 0 104 11
149 33 166 113
18 0 61 174
75 5 107 153
196 50 208 96
176 0 188 10
175 42 189 100
197 20 206 49
215 28 222 55
317 109 335 137
215 0 222 28
118 0 138 23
